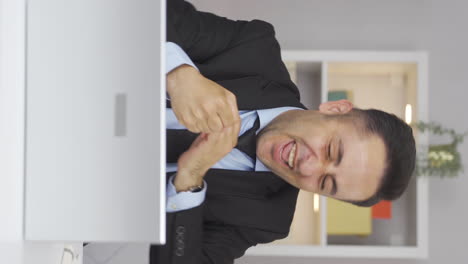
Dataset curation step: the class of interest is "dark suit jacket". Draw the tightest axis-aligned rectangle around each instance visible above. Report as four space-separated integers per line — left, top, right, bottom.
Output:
151 1 307 263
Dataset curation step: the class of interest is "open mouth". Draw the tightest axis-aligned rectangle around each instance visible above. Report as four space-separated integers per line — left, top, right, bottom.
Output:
280 141 297 169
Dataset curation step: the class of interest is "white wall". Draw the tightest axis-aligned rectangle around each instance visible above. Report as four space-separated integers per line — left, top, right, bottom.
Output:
190 1 468 264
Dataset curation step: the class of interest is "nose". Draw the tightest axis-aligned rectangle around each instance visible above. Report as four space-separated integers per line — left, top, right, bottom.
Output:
297 155 337 179
297 156 323 178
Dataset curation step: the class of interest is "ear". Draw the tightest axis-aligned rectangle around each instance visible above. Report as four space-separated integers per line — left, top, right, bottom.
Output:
319 100 354 115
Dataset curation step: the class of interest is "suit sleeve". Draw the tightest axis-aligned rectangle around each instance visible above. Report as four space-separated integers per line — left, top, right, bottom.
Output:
167 0 249 63
167 0 298 94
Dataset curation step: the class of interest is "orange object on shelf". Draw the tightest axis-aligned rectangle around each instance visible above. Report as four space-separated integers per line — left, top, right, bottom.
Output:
372 201 392 219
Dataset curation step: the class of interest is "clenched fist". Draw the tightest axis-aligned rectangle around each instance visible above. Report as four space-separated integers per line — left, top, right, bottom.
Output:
167 65 240 133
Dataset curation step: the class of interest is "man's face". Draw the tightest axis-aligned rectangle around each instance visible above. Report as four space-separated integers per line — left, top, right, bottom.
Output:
256 100 387 202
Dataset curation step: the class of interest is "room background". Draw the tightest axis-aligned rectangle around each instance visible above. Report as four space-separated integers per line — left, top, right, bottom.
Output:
188 0 467 263
9 0 462 263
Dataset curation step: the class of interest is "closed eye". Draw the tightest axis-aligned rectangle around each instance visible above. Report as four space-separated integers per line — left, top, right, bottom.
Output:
321 174 337 195
320 174 327 190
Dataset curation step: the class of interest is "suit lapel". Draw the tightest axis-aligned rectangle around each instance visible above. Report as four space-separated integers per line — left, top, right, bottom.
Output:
203 169 299 234
204 169 284 197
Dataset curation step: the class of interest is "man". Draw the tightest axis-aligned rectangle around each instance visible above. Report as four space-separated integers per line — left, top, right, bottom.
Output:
152 0 416 263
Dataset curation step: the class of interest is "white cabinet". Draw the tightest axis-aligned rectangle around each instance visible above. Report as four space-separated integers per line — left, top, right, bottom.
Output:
245 50 429 258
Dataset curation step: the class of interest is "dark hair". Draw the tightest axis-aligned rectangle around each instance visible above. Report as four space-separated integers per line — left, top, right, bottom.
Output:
344 108 416 207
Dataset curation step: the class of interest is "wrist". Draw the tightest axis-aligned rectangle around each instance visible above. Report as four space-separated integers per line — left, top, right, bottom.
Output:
166 64 200 95
173 171 204 193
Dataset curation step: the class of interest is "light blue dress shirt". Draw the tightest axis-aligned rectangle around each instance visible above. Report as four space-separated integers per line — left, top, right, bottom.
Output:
165 42 301 212
166 42 198 73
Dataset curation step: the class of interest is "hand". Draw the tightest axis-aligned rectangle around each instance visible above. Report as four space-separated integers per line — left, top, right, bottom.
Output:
174 122 240 192
167 65 240 133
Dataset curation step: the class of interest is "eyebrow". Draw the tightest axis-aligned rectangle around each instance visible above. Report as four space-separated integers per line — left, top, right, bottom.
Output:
334 139 344 166
329 139 343 196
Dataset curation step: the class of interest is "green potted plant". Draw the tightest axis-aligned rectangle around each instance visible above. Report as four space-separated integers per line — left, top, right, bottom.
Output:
414 121 468 177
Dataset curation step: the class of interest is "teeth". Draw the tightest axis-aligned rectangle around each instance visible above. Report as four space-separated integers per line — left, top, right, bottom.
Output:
288 143 296 168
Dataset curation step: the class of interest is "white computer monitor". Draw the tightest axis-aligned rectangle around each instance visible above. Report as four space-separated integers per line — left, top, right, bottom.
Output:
25 0 166 244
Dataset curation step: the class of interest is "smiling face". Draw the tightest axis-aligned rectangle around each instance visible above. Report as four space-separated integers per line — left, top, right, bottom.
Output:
256 100 387 202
